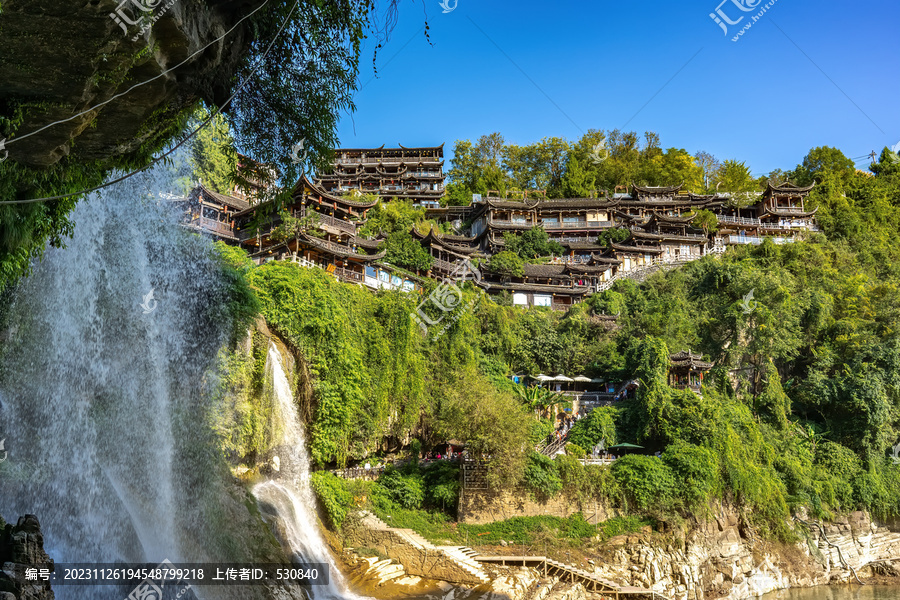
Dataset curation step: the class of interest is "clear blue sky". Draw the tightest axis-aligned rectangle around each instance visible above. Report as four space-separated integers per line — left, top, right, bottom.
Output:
336 0 900 177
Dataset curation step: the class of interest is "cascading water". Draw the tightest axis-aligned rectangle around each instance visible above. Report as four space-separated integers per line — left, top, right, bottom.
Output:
253 343 368 600
0 161 287 600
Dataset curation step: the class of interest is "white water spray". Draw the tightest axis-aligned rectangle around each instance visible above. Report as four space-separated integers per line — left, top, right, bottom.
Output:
253 343 367 600
0 159 264 600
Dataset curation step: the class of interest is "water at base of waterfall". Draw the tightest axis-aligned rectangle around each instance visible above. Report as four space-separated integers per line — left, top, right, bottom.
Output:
253 343 370 600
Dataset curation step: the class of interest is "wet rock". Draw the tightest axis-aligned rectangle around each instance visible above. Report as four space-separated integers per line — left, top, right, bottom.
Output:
0 514 54 600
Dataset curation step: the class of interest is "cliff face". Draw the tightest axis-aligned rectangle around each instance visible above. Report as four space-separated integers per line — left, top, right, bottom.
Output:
0 514 54 600
590 509 900 600
0 0 261 168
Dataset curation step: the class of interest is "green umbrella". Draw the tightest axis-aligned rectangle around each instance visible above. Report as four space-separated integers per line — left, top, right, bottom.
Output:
609 443 644 449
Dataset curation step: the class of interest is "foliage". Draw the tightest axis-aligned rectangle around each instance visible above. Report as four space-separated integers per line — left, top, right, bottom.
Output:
523 452 563 498
567 406 618 450
597 227 630 248
503 227 564 260
377 466 425 509
380 230 434 272
189 109 237 194
311 471 353 529
487 250 525 277
610 455 676 512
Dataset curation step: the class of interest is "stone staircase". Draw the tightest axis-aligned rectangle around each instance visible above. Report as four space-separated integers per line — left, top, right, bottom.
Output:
356 511 491 584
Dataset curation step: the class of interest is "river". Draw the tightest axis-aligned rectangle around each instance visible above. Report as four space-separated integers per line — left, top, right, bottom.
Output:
761 585 900 600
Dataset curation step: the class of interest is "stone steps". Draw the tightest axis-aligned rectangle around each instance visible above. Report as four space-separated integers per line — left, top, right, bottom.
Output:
437 546 492 584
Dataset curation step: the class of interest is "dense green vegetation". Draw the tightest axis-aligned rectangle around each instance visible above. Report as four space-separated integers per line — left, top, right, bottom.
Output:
211 144 900 542
443 130 865 205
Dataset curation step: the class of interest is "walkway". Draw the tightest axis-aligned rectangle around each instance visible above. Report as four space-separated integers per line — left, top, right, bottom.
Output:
473 554 668 599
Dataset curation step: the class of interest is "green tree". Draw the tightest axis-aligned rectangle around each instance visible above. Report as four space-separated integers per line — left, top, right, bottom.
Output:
689 209 718 234
504 227 564 260
381 231 434 272
189 110 238 193
790 146 856 186
488 250 525 277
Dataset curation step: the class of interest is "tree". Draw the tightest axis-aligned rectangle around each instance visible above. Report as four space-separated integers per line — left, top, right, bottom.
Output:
715 159 759 207
487 250 525 277
689 209 718 234
432 371 531 487
790 146 856 186
504 227 564 260
559 154 596 198
597 227 630 248
513 385 568 418
189 110 238 193
380 231 433 272
694 151 721 193
643 148 704 192
567 406 618 449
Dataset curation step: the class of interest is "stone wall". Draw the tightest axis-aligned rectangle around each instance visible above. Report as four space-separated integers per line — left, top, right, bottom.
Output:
342 512 490 586
0 514 54 600
459 488 617 525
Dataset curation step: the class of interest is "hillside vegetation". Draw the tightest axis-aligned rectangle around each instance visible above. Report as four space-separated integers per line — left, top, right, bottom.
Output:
217 145 900 539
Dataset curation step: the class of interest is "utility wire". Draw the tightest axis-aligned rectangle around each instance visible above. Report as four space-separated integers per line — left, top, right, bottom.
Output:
0 0 301 205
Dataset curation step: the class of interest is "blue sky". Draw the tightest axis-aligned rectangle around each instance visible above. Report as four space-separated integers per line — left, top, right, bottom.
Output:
336 0 900 177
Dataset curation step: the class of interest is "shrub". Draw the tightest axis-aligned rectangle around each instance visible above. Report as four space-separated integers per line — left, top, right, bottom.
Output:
611 454 676 512
661 441 720 510
523 452 562 498
377 466 425 510
310 472 352 529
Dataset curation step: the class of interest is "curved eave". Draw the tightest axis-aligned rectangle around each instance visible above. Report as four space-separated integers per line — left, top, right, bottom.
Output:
763 207 818 218
631 182 684 195
765 181 816 194
299 233 385 262
477 281 592 295
292 174 378 208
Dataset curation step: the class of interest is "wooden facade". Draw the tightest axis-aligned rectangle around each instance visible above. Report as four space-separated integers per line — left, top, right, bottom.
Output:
179 185 250 242
220 174 818 308
314 144 445 205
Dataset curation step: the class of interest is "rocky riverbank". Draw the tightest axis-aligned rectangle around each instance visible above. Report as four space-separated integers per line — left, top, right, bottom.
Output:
338 507 900 600
0 515 54 600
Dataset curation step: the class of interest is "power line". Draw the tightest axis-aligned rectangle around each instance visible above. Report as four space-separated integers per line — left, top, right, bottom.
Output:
0 0 301 205
2 0 275 148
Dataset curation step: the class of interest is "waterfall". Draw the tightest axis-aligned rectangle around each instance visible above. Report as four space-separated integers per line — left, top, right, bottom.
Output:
253 343 367 600
0 160 266 600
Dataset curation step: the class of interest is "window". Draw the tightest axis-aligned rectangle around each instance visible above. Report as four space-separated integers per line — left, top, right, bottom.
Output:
533 295 552 307
513 293 529 306
391 275 402 287
378 270 390 283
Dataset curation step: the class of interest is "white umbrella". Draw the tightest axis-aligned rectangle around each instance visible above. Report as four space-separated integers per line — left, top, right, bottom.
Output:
573 375 592 382
553 374 574 382
535 374 553 382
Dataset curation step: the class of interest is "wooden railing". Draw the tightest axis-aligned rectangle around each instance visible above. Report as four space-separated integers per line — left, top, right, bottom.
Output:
717 215 761 226
334 267 363 283
543 220 613 229
198 216 234 236
301 210 357 235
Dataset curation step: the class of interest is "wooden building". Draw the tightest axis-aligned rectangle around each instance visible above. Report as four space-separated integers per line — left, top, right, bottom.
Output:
668 351 713 394
716 182 818 245
179 185 249 242
314 145 445 205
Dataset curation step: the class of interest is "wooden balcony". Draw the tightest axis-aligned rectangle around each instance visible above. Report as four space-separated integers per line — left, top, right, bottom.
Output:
197 216 234 237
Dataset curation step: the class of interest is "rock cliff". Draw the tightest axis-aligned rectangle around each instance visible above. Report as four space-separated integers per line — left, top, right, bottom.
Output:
0 514 54 600
0 0 261 168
